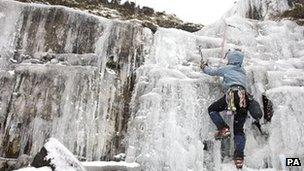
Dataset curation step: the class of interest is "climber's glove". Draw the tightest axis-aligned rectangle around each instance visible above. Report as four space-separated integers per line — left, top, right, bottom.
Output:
200 61 208 70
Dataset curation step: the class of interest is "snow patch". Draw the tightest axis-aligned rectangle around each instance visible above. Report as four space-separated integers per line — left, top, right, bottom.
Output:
82 161 140 167
44 138 86 171
82 161 140 171
14 167 52 171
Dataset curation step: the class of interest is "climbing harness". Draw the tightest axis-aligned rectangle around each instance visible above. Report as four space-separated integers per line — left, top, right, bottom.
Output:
225 86 247 115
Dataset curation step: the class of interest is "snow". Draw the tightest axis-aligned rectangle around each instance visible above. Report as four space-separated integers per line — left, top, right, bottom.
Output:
82 161 140 167
14 167 52 171
221 163 276 171
8 70 15 75
82 161 140 171
44 138 86 171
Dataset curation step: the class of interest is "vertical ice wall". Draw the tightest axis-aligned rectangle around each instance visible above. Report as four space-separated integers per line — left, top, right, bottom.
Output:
0 0 153 161
0 0 303 170
125 29 224 170
126 5 304 171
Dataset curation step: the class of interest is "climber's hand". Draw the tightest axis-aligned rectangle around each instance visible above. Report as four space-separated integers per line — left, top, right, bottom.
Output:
200 61 208 70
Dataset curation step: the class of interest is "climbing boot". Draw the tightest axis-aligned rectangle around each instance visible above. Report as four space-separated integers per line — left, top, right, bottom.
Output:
214 127 231 140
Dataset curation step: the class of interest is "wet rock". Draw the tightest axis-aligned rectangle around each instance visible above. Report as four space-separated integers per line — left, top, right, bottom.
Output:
0 159 10 171
177 23 204 33
0 155 31 171
247 5 262 20
113 153 126 161
14 155 32 170
262 95 274 122
106 55 119 70
41 53 56 62
31 147 52 169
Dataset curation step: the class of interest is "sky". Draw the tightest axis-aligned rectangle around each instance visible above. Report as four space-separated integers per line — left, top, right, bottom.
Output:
121 0 237 25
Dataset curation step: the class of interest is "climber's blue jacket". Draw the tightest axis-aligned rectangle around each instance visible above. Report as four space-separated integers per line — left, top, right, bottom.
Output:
203 50 247 91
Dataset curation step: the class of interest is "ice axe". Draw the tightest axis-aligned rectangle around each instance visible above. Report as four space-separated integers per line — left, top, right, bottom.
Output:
198 45 208 67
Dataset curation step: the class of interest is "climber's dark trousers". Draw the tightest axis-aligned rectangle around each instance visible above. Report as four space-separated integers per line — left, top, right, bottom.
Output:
208 93 247 158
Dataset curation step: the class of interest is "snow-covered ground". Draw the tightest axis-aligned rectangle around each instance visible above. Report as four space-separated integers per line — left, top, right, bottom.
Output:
82 161 140 171
14 167 52 171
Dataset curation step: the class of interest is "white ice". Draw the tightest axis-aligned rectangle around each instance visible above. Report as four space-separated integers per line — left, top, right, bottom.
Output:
125 0 304 170
14 167 52 171
0 0 303 170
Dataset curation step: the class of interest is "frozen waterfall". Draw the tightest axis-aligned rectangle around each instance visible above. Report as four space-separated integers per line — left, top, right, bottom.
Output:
0 0 303 170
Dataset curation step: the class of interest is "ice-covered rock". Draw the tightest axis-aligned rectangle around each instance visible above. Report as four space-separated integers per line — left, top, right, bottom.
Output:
125 1 303 170
0 0 152 162
31 138 85 171
0 0 303 171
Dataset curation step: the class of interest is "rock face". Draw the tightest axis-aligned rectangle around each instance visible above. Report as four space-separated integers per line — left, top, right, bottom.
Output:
0 0 152 162
0 0 304 171
0 154 32 171
16 0 204 33
228 0 304 25
282 2 304 25
225 0 291 20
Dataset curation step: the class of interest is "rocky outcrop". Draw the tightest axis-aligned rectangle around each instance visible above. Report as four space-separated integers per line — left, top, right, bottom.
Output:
225 0 292 20
281 2 304 25
16 0 204 33
31 138 85 170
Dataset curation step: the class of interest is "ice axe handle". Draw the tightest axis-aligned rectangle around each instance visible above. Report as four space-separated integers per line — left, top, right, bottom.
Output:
198 45 205 64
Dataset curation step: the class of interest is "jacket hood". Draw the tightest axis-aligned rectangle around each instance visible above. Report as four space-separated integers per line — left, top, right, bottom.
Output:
227 50 244 66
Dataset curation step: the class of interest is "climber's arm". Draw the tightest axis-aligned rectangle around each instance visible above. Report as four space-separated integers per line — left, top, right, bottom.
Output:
203 66 225 77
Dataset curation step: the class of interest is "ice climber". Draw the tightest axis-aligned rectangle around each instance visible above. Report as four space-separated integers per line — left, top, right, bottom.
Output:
200 49 261 169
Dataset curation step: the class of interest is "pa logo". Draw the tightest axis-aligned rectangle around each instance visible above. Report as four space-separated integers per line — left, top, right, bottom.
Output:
286 158 301 166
